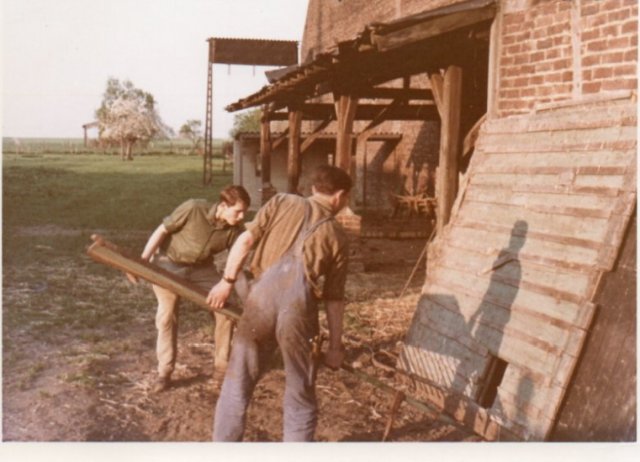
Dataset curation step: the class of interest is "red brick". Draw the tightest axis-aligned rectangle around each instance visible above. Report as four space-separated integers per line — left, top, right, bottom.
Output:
602 24 621 37
530 51 545 62
500 56 515 66
583 81 602 93
530 75 544 85
545 72 564 83
614 64 638 76
603 0 623 10
608 36 630 49
502 34 517 46
553 58 572 70
533 27 548 39
505 43 522 55
602 78 638 91
516 31 532 41
514 54 530 65
581 3 600 16
536 61 554 72
600 51 626 64
594 67 614 79
520 87 535 97
537 85 554 97
582 54 602 66
534 14 554 29
562 71 573 82
623 0 637 5
631 34 638 47
586 13 608 28
537 38 554 50
514 77 529 86
609 8 632 22
623 49 638 61
621 19 638 34
581 29 600 42
587 39 608 52
552 35 571 46
583 69 593 80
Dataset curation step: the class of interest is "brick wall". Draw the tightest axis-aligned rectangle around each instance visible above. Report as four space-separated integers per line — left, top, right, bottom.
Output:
580 0 638 94
498 0 638 116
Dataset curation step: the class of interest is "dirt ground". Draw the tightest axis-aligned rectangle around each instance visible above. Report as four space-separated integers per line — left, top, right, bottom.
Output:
2 228 479 442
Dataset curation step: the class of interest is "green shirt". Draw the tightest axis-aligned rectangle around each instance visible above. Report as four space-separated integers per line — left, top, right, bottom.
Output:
161 199 243 265
245 193 349 301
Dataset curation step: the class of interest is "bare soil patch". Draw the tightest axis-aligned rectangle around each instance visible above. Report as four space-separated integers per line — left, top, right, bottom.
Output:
3 228 478 442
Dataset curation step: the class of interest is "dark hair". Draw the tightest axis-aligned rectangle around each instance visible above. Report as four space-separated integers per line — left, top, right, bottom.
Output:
220 185 251 207
312 165 352 195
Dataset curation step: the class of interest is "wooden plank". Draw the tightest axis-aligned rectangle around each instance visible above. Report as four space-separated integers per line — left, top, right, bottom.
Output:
334 94 358 173
86 235 242 321
268 102 438 121
287 109 302 193
356 86 433 100
465 187 623 216
476 126 637 154
422 290 568 357
462 113 487 157
500 367 566 418
482 99 636 134
437 65 462 234
439 243 591 304
456 200 610 244
429 73 444 118
425 277 585 358
464 192 616 220
475 150 636 171
429 266 587 328
259 107 272 187
300 118 331 153
448 223 601 272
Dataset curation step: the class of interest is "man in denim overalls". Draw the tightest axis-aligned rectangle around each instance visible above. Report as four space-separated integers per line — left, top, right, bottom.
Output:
207 165 351 441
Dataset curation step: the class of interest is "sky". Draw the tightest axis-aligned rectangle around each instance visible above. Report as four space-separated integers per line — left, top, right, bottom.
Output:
1 0 309 139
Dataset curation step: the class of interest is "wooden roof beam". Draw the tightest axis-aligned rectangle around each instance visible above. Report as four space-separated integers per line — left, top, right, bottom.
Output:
268 103 438 121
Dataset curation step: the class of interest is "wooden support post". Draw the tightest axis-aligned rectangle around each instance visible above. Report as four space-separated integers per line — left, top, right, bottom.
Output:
334 94 358 173
437 66 462 234
260 106 274 204
287 109 303 194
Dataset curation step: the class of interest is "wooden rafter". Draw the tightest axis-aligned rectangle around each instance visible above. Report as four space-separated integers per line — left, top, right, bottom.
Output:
300 118 332 153
268 103 438 121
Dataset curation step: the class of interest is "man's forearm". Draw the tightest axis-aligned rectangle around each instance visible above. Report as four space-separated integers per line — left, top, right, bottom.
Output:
222 230 255 279
141 224 168 260
325 300 345 350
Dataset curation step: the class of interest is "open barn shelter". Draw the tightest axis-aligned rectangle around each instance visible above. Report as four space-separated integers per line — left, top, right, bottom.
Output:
222 0 637 441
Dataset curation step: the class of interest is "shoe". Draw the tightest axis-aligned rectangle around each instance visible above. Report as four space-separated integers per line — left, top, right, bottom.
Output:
152 376 171 393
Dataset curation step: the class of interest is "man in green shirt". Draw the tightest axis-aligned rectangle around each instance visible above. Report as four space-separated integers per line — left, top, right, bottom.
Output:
136 185 250 393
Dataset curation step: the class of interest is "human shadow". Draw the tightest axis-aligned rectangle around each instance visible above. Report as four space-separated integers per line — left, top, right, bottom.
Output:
400 220 528 433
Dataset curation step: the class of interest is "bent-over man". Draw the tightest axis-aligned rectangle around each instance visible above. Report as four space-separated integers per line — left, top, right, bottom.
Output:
135 185 250 393
207 165 352 441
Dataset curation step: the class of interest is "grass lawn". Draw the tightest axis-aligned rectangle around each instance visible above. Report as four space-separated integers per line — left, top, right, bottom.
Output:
2 153 234 363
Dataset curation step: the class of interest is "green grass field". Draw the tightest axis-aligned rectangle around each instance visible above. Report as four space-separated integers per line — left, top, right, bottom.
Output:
2 149 236 376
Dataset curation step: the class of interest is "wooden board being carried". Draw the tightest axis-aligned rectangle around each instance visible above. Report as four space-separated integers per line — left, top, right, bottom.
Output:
86 234 242 321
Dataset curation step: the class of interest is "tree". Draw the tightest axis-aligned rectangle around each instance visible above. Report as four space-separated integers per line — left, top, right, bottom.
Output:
96 78 170 160
179 119 203 155
229 108 261 138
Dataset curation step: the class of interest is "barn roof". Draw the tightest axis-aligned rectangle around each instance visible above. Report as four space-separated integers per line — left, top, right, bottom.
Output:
226 0 496 112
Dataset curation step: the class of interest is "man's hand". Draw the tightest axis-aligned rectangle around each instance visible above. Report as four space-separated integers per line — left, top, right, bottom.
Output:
206 280 233 310
324 344 345 369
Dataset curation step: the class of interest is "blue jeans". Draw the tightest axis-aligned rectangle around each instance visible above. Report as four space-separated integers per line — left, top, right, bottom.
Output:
213 256 319 441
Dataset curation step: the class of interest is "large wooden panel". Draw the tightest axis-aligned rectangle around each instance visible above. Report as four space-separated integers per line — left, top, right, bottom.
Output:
551 214 636 441
401 97 636 440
